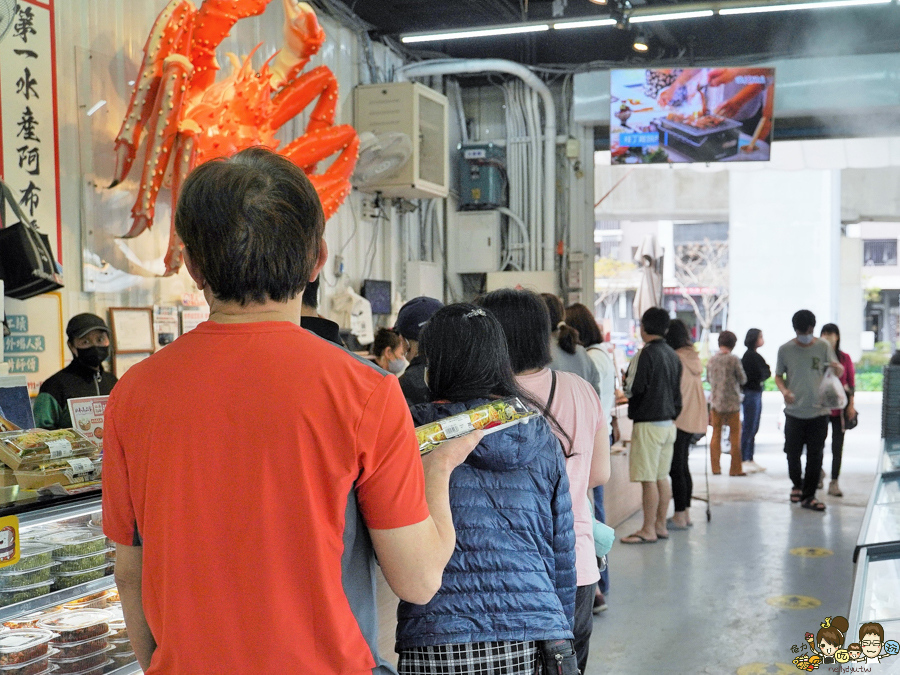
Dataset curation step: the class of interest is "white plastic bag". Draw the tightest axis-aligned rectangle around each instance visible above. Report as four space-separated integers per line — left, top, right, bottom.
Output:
817 370 848 410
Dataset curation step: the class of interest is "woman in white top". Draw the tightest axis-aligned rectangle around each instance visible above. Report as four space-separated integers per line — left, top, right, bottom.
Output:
479 289 610 674
541 294 602 397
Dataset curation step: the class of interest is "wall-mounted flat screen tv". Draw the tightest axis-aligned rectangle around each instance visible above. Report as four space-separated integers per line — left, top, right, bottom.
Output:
610 67 775 165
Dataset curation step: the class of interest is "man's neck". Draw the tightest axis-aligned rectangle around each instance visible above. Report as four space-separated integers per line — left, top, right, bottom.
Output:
719 348 732 355
299 304 319 319
208 295 304 325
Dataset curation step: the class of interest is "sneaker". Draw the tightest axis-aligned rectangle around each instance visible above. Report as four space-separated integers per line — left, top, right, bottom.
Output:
828 480 843 497
747 461 766 473
818 469 825 489
593 591 608 615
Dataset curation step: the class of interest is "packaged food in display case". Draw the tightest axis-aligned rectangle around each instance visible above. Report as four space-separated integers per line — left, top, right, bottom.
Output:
38 532 106 558
0 582 53 608
109 650 135 669
13 459 101 491
48 646 112 674
0 431 97 471
1 546 54 574
60 590 117 612
0 649 58 675
51 551 109 575
51 566 107 591
49 631 113 660
0 470 16 489
36 611 111 644
0 565 54 590
415 398 539 455
2 614 47 631
0 630 55 666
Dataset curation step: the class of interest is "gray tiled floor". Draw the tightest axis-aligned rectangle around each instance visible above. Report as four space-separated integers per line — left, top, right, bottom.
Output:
376 393 883 674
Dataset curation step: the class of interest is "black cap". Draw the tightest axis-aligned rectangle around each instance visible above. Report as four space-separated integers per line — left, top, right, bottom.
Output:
66 314 110 341
394 297 444 341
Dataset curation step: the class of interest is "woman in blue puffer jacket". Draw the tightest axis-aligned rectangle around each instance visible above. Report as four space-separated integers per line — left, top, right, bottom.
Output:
395 303 577 675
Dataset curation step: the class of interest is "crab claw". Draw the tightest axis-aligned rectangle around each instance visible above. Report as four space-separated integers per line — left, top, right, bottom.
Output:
267 1 325 88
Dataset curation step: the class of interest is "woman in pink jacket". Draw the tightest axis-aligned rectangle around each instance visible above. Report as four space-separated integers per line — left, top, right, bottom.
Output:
665 320 709 529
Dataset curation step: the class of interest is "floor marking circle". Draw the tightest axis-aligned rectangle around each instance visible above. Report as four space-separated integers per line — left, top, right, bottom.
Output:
789 547 834 558
765 595 821 610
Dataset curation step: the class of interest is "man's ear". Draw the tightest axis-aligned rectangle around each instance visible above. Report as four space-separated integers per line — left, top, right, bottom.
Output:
182 248 205 290
311 237 328 282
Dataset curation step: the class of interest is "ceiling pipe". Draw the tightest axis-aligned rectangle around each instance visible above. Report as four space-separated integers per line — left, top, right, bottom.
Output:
398 59 557 272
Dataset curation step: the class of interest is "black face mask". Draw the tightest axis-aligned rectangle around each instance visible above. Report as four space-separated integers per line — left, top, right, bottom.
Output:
75 346 109 369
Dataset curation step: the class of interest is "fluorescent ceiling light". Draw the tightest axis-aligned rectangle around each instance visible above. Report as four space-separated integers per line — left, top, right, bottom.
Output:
553 17 617 29
720 0 891 14
402 24 549 43
630 10 715 22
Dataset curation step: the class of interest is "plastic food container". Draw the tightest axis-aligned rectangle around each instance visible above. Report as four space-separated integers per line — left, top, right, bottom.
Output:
49 631 111 660
60 590 117 612
0 582 53 608
2 613 47 631
50 552 109 575
1 546 54 575
14 460 101 492
48 646 112 674
39 532 106 559
0 565 54 590
107 639 131 657
109 651 135 668
0 648 58 675
0 630 55 666
50 565 106 591
54 662 107 675
36 612 110 644
0 430 97 471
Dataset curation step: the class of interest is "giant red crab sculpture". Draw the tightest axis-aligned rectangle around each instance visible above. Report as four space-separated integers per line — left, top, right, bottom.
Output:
111 0 359 275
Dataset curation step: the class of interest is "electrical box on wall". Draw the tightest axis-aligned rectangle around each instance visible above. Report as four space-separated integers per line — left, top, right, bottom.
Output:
454 211 501 274
354 82 449 199
406 261 444 301
458 144 506 210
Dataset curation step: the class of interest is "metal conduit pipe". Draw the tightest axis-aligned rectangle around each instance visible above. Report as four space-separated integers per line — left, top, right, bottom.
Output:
398 59 557 271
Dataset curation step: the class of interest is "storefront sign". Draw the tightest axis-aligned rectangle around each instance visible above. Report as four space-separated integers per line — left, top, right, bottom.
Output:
664 286 721 296
67 395 108 446
2 293 63 396
0 0 62 262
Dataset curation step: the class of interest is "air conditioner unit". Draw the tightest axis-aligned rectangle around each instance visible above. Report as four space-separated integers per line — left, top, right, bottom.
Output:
354 82 449 199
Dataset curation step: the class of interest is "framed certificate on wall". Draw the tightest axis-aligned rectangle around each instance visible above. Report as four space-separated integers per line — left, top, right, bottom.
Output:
109 308 154 354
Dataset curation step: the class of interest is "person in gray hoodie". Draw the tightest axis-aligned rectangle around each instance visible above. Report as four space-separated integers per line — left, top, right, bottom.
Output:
665 320 708 530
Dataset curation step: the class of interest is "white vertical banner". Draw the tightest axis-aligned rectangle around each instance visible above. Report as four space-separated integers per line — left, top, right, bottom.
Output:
0 0 62 263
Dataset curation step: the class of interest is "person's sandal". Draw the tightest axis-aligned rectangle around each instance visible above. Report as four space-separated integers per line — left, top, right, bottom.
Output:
790 489 802 503
800 498 826 512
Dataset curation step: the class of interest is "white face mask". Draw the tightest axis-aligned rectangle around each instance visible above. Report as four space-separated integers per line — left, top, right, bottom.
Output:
388 357 409 375
796 333 814 345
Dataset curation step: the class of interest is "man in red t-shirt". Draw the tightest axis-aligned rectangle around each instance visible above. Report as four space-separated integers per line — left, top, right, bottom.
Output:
102 148 479 675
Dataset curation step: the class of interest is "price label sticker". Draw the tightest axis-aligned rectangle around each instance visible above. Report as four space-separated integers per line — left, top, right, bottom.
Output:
0 516 21 569
439 416 475 440
46 439 73 459
63 458 94 481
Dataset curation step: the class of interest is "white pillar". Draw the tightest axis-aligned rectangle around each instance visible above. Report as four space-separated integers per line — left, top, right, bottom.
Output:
729 169 842 367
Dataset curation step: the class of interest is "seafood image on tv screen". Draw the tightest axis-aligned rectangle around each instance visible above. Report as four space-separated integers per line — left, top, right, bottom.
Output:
610 67 775 165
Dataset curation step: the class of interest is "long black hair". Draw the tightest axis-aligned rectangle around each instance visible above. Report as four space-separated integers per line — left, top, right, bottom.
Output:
542 293 580 355
420 303 572 455
744 328 762 350
821 323 843 357
478 289 552 373
665 319 692 351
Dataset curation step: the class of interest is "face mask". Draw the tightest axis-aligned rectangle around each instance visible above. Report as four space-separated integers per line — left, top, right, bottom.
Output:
796 334 814 345
76 346 109 368
388 357 409 375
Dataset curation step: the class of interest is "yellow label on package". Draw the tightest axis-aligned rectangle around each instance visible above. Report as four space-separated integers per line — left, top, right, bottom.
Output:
416 398 538 455
0 516 21 569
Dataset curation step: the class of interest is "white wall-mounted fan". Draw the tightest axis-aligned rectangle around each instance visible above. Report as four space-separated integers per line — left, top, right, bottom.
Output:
351 131 413 194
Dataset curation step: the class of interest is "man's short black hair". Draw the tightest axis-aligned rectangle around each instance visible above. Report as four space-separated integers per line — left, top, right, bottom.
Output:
176 147 324 305
302 277 320 309
641 307 670 338
792 309 817 333
718 330 737 350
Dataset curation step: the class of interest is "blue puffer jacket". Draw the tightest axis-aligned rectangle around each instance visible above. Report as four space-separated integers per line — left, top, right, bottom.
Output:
395 399 577 651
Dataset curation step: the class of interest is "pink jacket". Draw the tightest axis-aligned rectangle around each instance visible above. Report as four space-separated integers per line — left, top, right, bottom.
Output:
675 346 709 434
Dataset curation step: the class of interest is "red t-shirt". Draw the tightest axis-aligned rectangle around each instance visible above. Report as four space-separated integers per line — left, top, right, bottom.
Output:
102 321 429 675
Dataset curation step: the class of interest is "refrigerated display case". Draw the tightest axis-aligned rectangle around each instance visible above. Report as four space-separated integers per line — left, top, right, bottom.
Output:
0 497 140 675
849 440 900 642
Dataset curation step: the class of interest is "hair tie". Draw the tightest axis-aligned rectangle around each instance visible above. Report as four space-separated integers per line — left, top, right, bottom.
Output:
464 309 486 319
557 321 567 330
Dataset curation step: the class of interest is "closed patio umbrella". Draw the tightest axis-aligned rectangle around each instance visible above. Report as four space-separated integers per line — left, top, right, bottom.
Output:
633 234 663 321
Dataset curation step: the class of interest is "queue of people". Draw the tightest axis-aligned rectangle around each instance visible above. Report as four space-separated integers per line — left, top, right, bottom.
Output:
28 147 857 674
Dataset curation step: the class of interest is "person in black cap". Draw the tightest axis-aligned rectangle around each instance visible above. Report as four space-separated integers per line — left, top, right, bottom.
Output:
33 313 118 430
395 296 443 406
